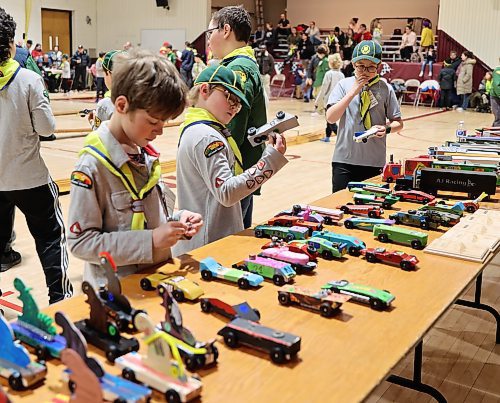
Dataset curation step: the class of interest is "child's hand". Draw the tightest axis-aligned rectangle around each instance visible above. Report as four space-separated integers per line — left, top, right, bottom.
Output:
179 210 203 237
87 110 94 123
350 75 370 95
372 125 387 138
268 133 287 154
152 221 188 249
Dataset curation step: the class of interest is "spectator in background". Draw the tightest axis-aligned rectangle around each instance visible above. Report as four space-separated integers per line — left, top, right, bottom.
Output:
31 43 43 60
49 45 62 67
287 26 300 48
491 59 500 126
307 45 330 116
71 45 90 91
123 41 132 51
297 32 315 71
349 17 359 33
372 20 383 44
306 21 320 43
25 39 33 54
180 41 194 87
256 44 275 100
253 24 265 48
61 54 71 95
418 19 434 62
192 52 207 81
163 43 177 65
277 13 291 36
399 25 417 62
95 52 105 102
342 28 355 60
354 24 372 43
419 44 436 77
456 50 476 111
438 60 456 110
446 50 461 71
264 22 276 52
326 30 339 55
318 53 345 141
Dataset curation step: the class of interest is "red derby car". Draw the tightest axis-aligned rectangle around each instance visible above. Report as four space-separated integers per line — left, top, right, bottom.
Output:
392 190 435 204
336 204 384 218
360 247 419 271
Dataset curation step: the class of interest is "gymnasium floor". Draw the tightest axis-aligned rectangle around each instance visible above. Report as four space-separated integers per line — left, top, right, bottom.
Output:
1 94 498 402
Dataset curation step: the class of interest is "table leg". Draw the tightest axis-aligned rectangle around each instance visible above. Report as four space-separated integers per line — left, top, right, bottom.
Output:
387 341 447 402
455 273 500 344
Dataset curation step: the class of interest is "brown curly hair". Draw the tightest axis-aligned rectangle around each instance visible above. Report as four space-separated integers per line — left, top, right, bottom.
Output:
0 8 16 64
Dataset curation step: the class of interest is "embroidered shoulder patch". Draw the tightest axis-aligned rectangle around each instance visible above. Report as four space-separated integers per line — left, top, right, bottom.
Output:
71 170 93 189
234 70 247 85
204 141 225 158
94 116 102 128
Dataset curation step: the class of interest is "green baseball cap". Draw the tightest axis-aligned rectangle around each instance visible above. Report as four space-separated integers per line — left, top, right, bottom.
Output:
352 40 383 64
102 50 124 72
194 64 250 109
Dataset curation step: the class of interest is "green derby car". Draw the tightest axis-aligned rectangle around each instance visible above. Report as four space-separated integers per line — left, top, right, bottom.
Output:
322 280 395 310
353 193 400 209
372 224 428 250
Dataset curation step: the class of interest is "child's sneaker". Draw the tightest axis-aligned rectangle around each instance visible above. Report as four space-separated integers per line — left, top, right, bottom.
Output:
419 71 424 77
311 111 320 117
1 249 22 272
428 71 432 76
320 137 330 142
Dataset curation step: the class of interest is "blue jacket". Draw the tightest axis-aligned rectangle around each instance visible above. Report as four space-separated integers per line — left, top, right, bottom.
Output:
181 48 194 71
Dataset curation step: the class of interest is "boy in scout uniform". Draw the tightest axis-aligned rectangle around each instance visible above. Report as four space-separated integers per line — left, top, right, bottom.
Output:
326 40 404 192
67 50 203 288
174 65 287 256
207 5 267 229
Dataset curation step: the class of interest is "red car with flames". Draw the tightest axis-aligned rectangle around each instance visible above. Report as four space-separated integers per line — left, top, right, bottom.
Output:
360 247 419 271
337 204 384 218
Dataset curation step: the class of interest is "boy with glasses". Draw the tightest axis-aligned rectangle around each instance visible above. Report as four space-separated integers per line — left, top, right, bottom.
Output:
174 65 288 256
326 40 403 192
206 5 267 229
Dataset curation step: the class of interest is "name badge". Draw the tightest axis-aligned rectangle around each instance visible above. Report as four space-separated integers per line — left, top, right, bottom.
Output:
369 90 379 109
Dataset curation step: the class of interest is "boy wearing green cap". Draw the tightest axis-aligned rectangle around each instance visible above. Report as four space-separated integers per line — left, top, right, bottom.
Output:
206 5 267 229
67 50 203 288
174 64 288 256
89 49 124 129
326 40 403 192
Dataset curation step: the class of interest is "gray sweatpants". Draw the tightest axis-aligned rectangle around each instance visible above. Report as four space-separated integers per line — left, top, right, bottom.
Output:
492 96 500 127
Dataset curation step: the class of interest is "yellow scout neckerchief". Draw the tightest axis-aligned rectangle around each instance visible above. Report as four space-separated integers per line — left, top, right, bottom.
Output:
79 132 161 230
360 75 380 129
180 107 244 175
221 46 257 64
0 59 21 92
104 90 111 98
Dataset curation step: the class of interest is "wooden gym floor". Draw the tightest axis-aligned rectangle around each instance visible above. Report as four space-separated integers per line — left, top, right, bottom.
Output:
1 93 498 402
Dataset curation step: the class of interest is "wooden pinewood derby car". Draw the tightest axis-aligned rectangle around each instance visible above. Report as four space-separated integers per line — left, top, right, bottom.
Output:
217 317 301 364
277 285 351 317
360 247 419 270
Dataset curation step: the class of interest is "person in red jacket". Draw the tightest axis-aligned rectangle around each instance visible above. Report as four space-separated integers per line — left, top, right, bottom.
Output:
353 24 372 43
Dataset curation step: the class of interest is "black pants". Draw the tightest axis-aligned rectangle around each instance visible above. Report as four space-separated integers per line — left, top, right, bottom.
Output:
440 89 453 108
332 162 383 193
72 65 87 90
326 122 338 137
95 77 106 101
62 78 71 93
0 182 73 303
400 46 414 61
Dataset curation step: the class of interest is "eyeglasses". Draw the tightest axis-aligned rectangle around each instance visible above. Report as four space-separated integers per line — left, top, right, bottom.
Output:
355 64 378 73
212 86 242 112
205 27 219 40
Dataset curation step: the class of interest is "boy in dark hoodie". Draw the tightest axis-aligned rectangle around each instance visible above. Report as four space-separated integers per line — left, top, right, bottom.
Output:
438 61 456 110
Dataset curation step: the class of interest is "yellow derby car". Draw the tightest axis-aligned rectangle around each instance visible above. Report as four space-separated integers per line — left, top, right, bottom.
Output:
140 274 204 302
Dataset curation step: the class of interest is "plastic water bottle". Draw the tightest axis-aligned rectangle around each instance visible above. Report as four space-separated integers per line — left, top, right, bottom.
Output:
456 121 466 138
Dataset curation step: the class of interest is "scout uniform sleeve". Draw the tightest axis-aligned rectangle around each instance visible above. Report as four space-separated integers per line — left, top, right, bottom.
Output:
67 162 155 266
30 75 56 137
193 136 288 208
385 84 402 121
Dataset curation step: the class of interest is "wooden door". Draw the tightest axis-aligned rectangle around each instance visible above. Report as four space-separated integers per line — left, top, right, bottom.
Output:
41 9 71 56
